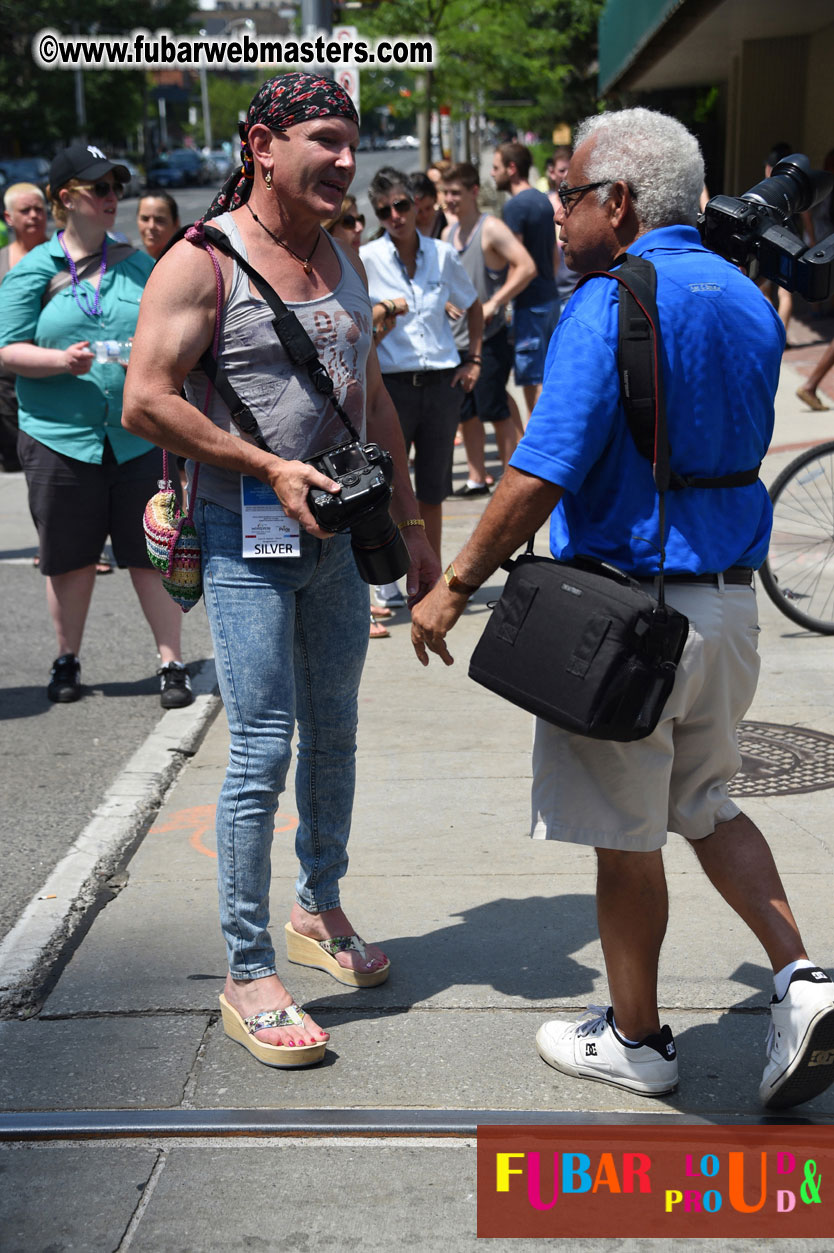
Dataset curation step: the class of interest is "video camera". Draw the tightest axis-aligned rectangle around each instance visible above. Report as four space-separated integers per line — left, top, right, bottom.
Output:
700 154 834 301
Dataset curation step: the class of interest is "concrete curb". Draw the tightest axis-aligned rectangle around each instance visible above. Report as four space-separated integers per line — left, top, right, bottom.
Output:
0 661 220 1009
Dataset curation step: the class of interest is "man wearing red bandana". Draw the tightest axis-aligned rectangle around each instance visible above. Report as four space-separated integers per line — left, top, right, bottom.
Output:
124 73 439 1070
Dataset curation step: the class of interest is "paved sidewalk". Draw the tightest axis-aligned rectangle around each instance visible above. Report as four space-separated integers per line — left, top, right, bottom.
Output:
2 353 834 1251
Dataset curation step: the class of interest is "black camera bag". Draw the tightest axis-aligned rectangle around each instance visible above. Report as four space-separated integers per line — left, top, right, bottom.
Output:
469 255 710 742
469 548 689 741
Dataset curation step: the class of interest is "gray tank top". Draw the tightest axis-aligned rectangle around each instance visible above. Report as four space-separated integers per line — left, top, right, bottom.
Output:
448 215 507 349
185 213 372 514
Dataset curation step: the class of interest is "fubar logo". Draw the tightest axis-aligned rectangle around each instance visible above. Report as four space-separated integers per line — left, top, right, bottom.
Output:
477 1126 831 1239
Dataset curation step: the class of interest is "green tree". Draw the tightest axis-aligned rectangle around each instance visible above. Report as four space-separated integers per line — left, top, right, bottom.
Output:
0 0 193 156
355 0 603 146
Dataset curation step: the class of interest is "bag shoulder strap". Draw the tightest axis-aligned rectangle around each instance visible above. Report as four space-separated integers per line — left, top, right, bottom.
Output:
41 241 137 308
575 254 759 491
188 222 361 445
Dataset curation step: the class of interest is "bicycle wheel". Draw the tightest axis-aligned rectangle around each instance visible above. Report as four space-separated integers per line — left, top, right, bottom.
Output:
760 440 834 634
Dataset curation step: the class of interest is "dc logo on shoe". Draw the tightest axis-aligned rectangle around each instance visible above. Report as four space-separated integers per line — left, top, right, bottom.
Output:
666 1042 676 1057
812 970 830 980
809 1049 834 1067
585 1043 597 1056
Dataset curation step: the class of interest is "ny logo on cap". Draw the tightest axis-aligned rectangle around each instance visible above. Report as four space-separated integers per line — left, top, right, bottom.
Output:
87 145 106 160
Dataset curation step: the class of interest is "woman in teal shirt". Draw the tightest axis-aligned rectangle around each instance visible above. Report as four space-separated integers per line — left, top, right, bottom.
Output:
0 143 192 708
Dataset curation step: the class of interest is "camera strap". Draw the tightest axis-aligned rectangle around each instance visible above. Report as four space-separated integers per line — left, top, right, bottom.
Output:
185 221 362 450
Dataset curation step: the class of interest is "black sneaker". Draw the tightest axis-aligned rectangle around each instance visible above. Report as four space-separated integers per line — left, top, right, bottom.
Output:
159 662 194 709
47 653 81 703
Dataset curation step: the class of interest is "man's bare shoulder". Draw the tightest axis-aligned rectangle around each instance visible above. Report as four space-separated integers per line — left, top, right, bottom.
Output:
481 212 517 251
144 234 231 307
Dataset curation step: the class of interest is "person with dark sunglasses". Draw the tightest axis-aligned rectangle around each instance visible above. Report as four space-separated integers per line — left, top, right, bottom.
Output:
0 143 193 710
324 193 405 638
360 166 483 561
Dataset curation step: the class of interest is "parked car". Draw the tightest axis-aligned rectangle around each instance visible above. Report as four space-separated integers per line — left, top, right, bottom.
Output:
145 154 186 189
204 149 233 181
121 161 144 198
0 156 50 197
146 149 208 189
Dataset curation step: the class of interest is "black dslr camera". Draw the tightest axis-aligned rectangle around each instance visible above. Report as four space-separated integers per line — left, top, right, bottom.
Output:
305 439 410 585
700 154 834 300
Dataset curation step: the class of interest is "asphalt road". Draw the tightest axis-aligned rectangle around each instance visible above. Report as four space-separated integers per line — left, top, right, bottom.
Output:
115 148 421 244
0 148 420 954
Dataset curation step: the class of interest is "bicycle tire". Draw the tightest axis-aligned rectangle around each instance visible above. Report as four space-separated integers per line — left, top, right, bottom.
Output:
760 440 834 634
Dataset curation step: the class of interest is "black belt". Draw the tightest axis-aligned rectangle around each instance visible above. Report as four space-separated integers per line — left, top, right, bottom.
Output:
384 367 456 387
642 566 754 586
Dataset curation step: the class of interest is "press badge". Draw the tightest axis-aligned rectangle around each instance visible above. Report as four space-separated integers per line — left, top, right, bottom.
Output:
240 476 300 558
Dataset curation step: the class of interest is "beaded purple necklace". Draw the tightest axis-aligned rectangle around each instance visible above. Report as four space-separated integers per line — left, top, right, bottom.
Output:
57 231 107 319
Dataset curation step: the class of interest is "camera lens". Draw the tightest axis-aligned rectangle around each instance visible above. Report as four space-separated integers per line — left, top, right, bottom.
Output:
350 511 410 585
743 154 825 220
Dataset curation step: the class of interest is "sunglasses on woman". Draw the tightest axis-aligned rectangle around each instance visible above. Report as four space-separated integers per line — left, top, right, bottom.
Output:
78 180 126 201
340 212 365 229
375 198 413 221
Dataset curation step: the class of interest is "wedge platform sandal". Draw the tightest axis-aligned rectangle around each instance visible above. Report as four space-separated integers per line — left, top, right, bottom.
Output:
284 922 391 987
218 994 327 1068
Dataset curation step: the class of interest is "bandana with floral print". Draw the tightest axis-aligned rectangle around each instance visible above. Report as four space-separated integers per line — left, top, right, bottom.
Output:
205 71 358 220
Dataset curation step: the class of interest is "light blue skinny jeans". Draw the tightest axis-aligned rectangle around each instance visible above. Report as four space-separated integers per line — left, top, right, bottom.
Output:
195 500 369 980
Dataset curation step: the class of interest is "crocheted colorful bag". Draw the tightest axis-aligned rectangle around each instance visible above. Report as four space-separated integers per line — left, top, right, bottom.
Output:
143 454 202 612
143 226 224 613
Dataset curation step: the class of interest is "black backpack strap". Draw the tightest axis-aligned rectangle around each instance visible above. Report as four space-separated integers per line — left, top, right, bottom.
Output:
577 255 674 492
197 348 272 453
575 254 760 491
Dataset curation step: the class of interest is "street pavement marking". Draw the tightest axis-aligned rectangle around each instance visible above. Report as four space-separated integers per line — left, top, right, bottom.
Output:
0 664 219 1003
149 805 298 859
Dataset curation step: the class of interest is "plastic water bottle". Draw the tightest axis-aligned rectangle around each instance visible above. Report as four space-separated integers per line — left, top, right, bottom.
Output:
93 339 132 365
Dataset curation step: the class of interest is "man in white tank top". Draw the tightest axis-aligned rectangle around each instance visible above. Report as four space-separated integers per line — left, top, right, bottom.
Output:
441 163 536 494
125 73 439 1071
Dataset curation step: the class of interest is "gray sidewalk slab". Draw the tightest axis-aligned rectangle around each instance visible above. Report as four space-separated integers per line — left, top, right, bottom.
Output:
6 357 834 1250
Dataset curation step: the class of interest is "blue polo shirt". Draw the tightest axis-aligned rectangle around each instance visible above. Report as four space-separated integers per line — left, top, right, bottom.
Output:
509 225 784 574
0 235 155 464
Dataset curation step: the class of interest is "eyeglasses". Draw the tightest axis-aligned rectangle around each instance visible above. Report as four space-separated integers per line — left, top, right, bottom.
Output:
340 212 365 230
77 180 125 201
375 198 413 221
557 180 614 213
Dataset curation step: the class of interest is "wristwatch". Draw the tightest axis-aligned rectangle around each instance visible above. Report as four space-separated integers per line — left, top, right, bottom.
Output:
443 563 478 595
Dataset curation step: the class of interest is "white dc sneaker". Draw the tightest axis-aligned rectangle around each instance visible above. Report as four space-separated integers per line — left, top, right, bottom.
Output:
373 582 407 608
535 1005 678 1096
759 967 834 1109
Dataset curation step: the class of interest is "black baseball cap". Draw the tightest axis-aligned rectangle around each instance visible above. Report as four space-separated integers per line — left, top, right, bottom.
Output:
48 143 130 192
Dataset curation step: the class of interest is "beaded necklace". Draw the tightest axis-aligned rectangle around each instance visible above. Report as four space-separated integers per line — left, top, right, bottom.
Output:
57 231 107 319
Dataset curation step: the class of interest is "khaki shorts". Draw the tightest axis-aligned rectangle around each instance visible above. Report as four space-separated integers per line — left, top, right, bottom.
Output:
530 581 761 851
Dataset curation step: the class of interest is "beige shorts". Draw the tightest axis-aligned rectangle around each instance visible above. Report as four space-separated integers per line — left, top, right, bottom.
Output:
530 582 761 852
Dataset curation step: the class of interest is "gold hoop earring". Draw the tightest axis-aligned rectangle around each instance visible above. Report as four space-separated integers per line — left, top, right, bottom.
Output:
264 170 273 190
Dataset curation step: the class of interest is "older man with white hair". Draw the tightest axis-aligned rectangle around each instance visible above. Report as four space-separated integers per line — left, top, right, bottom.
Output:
411 107 834 1110
0 182 49 470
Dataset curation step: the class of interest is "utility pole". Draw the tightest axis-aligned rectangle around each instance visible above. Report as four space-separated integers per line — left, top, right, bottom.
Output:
301 0 332 36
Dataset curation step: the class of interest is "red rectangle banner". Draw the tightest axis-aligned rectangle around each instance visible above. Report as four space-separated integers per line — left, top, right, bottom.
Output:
477 1125 833 1239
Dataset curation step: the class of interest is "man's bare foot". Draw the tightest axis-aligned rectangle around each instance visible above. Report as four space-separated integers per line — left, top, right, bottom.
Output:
223 973 329 1048
289 903 388 974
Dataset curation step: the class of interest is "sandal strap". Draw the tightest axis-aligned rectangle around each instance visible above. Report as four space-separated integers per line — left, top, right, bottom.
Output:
318 934 367 959
244 1002 307 1034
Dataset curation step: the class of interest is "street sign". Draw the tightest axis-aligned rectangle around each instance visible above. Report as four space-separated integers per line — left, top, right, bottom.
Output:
337 68 360 116
333 26 360 115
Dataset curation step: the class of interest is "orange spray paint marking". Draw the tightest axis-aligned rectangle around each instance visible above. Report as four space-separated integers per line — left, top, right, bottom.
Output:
149 805 298 860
